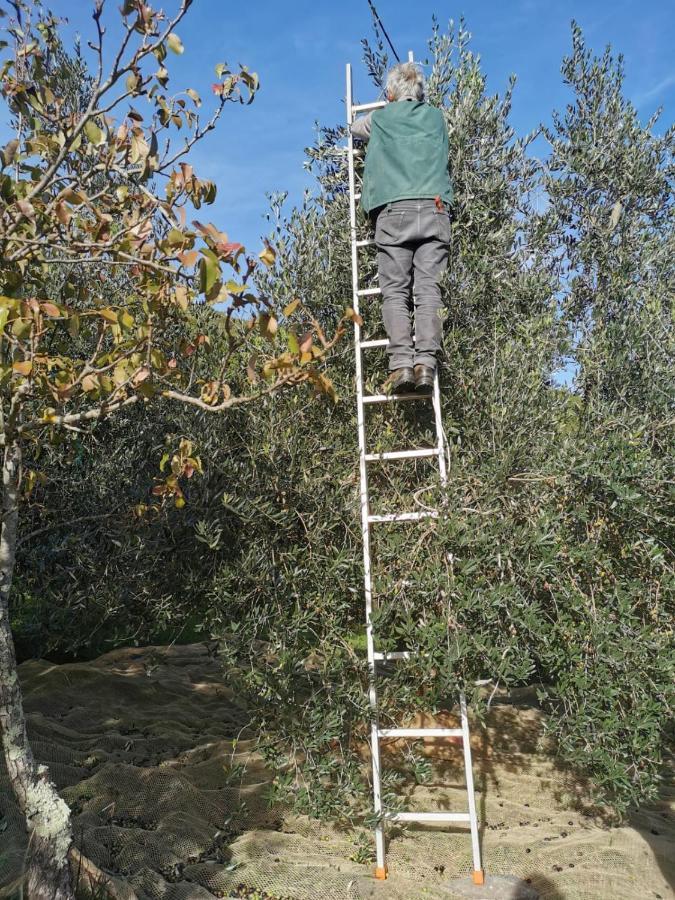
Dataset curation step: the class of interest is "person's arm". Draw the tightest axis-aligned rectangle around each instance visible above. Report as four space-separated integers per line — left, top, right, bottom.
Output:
350 111 373 142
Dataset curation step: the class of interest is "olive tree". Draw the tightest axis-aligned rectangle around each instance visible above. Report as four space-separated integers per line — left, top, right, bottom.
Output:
218 18 673 826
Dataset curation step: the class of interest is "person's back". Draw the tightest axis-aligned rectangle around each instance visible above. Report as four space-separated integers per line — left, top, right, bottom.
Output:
351 63 453 394
361 99 452 214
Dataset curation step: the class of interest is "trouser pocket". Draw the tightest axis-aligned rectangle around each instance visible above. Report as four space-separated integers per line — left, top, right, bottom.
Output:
432 209 451 244
375 210 405 243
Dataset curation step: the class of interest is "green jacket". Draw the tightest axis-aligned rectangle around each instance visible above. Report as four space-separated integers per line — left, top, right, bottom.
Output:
358 100 453 214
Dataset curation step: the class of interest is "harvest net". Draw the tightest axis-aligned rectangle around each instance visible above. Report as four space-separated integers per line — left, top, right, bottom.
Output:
1 643 672 899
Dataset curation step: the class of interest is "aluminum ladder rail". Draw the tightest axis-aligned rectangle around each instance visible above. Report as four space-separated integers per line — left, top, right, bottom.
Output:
345 60 485 886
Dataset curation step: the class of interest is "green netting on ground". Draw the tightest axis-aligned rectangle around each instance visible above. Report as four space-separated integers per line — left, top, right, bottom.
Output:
1 643 672 899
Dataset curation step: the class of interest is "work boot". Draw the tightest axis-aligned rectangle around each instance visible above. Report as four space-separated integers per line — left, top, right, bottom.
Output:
414 364 435 394
385 367 415 394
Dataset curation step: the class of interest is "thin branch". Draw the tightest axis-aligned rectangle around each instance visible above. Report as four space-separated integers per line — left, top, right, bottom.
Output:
161 372 304 412
17 394 141 435
160 94 228 170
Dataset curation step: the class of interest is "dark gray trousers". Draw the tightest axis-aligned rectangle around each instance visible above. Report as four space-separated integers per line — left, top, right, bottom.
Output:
374 199 451 371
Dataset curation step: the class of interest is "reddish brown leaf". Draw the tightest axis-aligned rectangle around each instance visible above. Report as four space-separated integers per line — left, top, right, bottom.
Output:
178 250 199 267
55 201 71 226
216 241 244 257
132 366 150 386
247 353 259 383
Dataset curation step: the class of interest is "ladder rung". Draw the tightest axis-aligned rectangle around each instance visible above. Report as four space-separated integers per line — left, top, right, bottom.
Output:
352 101 387 114
365 448 437 462
359 339 389 349
356 239 376 247
368 511 438 523
362 393 431 404
357 287 381 297
378 727 463 738
355 192 362 200
387 812 471 824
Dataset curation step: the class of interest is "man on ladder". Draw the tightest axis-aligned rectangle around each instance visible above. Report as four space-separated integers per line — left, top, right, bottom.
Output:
347 56 484 887
351 61 453 396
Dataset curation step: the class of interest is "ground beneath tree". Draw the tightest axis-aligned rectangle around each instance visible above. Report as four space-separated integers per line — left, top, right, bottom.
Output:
0 643 672 900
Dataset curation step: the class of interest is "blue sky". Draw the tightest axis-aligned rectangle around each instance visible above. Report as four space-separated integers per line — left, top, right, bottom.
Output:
2 0 674 254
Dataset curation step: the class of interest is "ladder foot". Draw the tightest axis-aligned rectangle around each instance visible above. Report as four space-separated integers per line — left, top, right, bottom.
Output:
374 866 388 880
472 869 485 885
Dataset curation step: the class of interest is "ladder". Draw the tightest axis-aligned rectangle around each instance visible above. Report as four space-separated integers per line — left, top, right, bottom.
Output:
345 59 485 886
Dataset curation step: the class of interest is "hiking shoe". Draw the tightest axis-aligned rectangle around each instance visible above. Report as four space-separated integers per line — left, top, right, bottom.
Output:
414 364 435 394
385 367 415 394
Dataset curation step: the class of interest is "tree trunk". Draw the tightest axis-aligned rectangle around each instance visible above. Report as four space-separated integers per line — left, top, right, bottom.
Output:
0 437 75 900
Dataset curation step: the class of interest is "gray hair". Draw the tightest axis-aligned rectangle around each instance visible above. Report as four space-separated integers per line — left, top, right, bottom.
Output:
386 62 425 101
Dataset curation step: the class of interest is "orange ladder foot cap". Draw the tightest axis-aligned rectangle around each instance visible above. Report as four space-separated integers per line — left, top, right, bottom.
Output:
472 870 485 885
374 866 388 880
